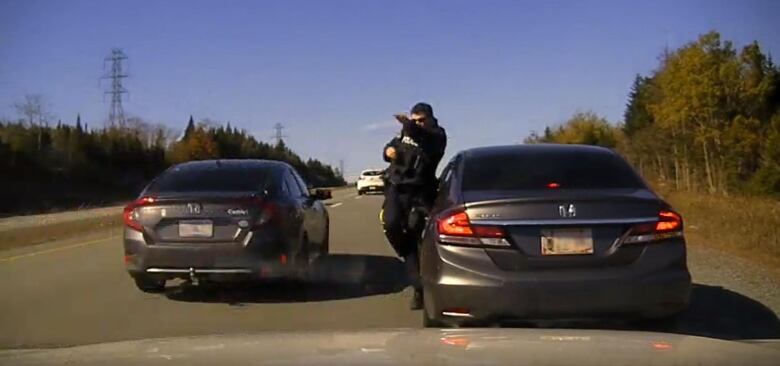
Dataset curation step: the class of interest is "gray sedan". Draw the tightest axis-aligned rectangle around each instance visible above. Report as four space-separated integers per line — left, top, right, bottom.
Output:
123 159 330 292
420 144 691 327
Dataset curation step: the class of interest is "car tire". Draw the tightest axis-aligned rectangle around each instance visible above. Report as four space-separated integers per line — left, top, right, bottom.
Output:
422 300 447 328
321 225 330 255
295 235 311 281
637 312 682 332
358 190 364 195
423 310 444 328
133 276 166 293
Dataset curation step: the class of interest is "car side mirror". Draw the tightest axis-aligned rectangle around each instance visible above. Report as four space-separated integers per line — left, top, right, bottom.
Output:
310 189 332 201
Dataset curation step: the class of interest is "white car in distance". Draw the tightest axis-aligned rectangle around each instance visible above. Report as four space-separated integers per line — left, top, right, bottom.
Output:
357 169 385 195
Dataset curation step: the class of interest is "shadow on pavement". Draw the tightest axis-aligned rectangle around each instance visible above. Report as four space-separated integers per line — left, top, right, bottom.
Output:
657 284 780 340
511 284 780 340
164 254 408 304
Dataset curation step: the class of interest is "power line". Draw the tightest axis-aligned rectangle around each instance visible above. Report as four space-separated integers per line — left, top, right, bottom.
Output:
271 123 287 145
102 48 128 127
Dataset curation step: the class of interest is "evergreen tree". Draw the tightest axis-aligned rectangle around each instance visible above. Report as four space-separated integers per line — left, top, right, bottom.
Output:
183 115 195 141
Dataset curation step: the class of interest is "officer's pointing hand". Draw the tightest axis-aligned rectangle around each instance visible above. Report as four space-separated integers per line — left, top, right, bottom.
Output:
394 114 410 123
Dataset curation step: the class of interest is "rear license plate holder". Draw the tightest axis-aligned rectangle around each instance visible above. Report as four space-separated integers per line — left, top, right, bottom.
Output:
540 228 594 255
179 219 214 238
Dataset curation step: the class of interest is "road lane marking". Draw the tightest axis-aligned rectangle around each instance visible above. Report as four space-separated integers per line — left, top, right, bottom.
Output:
355 196 362 200
330 202 343 208
0 235 117 263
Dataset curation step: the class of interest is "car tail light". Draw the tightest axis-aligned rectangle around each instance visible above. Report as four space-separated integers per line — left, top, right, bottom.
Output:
242 196 279 226
656 210 682 232
123 196 155 232
438 211 473 236
258 202 279 225
436 210 510 247
623 210 683 245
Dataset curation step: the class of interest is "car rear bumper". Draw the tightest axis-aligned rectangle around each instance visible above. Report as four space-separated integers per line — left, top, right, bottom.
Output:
123 228 290 281
421 239 691 321
357 182 385 191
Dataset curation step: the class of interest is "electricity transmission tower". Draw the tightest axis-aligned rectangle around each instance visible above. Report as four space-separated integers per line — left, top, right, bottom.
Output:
102 48 128 127
271 123 287 145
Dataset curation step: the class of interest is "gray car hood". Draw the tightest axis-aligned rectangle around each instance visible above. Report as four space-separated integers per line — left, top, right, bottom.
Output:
2 328 778 365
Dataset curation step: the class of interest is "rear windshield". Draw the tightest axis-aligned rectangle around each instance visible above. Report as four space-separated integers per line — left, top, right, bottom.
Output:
146 165 277 193
462 150 646 191
361 171 382 176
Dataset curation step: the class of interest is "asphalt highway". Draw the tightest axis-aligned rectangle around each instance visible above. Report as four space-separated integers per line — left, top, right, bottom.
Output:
1 189 779 349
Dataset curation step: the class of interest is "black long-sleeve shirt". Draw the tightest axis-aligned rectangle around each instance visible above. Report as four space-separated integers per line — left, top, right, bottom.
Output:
383 119 447 187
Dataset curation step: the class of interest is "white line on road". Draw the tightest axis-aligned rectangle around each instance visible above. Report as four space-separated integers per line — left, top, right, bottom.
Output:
330 202 343 208
355 196 362 200
0 235 117 263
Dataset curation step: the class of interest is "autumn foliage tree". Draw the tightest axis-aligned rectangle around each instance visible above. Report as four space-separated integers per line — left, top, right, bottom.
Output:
527 31 780 197
1 114 345 214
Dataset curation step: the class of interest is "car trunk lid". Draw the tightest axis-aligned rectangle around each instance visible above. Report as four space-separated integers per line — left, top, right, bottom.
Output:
135 192 265 244
463 189 661 270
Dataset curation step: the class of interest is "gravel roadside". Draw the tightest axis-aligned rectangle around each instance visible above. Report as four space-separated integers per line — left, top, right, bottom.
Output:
688 243 780 313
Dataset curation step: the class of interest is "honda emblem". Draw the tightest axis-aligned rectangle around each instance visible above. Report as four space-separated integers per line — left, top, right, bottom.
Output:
186 203 202 215
558 204 576 218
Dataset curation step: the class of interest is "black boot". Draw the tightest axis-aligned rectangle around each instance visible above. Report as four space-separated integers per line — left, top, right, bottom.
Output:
404 252 424 310
410 287 423 310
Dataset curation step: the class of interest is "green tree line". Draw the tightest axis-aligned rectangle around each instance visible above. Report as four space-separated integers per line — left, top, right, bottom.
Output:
0 114 345 214
526 31 780 197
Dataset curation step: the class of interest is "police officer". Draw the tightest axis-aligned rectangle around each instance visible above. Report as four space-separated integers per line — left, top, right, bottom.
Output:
382 102 447 309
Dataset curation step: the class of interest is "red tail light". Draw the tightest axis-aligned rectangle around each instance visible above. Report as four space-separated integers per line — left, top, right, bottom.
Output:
241 196 279 226
656 210 682 232
436 210 509 247
437 211 473 236
260 202 279 225
624 209 683 245
123 196 155 232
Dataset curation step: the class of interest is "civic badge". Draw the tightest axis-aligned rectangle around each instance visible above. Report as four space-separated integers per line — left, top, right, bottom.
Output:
227 208 249 216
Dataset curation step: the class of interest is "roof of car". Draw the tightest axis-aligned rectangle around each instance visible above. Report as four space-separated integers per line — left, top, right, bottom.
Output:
174 159 290 170
462 144 615 159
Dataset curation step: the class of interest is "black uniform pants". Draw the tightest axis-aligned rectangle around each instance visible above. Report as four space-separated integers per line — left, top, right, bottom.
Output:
382 183 431 291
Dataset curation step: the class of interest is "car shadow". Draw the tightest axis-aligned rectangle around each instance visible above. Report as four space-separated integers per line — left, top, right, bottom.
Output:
507 284 780 340
646 284 780 340
164 254 408 305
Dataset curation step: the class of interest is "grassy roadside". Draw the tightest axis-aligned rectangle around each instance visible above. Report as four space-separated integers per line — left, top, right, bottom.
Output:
659 188 780 270
0 214 122 252
0 186 352 252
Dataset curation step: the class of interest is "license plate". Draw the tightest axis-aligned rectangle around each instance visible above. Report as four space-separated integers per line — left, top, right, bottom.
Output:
178 220 214 238
540 228 594 255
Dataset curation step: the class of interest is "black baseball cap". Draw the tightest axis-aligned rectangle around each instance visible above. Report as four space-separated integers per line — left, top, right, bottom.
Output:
410 102 434 117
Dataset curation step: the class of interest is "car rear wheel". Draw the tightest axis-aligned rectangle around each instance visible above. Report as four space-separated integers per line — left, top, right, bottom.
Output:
133 276 166 293
423 308 446 328
321 225 330 255
294 235 311 281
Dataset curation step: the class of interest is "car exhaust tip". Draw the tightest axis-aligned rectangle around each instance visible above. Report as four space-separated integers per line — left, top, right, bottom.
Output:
442 308 473 318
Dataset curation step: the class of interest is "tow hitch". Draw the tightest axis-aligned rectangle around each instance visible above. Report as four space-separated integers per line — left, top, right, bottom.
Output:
188 267 199 286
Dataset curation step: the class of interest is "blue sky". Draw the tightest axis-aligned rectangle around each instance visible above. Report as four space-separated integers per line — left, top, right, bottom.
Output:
1 0 778 178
